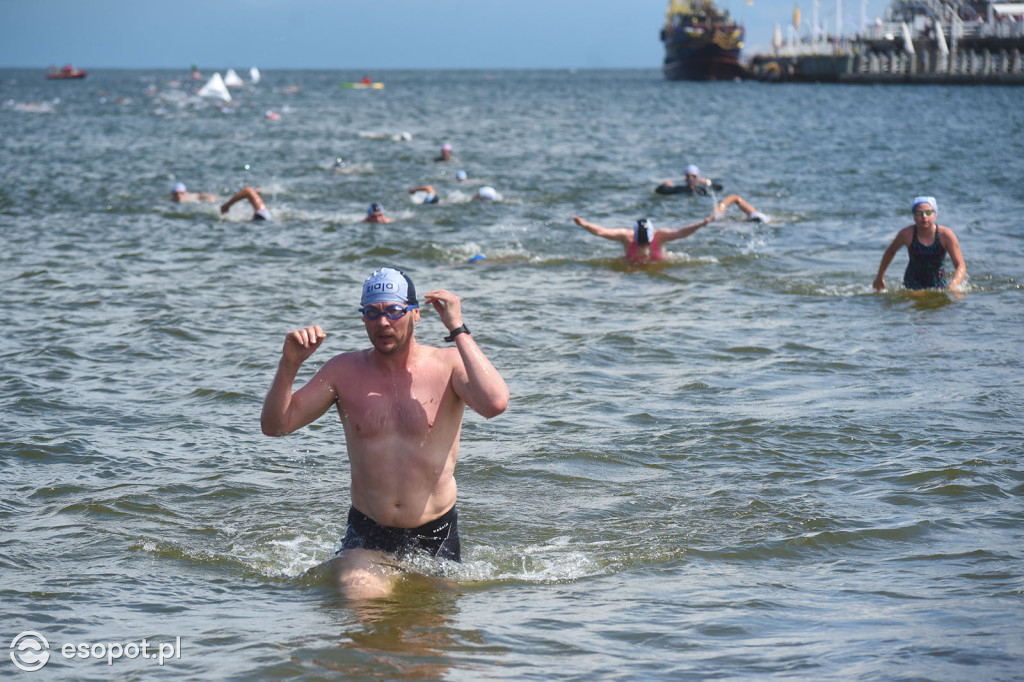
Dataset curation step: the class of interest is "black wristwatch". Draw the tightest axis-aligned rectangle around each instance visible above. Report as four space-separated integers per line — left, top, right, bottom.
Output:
444 324 470 342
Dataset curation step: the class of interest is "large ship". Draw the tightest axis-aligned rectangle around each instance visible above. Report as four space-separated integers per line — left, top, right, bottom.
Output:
661 0 746 80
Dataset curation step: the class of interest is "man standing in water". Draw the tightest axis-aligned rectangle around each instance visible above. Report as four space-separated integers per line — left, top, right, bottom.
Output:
260 268 509 599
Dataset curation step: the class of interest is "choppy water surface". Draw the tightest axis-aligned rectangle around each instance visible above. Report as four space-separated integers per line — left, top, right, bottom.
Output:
2 68 1023 680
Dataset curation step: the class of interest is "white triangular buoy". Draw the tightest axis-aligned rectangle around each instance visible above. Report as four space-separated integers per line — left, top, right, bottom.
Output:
198 72 231 101
249 67 261 84
224 68 244 88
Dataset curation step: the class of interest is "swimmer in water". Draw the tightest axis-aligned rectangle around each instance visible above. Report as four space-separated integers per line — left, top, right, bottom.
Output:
435 143 454 163
169 182 216 204
220 186 273 222
409 185 440 205
572 214 717 265
873 196 966 292
656 164 723 196
713 195 769 223
472 186 499 202
363 202 392 224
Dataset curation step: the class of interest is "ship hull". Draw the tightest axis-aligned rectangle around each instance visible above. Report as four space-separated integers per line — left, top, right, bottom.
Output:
663 41 745 81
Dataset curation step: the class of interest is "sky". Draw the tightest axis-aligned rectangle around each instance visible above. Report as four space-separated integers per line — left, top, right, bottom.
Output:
0 0 894 71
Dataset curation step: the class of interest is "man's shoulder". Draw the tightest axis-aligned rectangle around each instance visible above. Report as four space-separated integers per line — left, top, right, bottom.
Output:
413 343 464 372
324 348 370 370
416 342 458 360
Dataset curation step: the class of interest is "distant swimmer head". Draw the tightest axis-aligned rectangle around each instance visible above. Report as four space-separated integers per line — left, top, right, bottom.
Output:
368 202 384 216
912 196 937 214
442 143 452 151
634 218 654 246
456 170 468 181
685 164 700 177
477 186 498 201
361 267 418 307
172 182 187 193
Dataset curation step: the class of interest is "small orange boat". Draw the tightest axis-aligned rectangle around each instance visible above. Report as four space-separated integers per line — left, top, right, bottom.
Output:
46 64 86 80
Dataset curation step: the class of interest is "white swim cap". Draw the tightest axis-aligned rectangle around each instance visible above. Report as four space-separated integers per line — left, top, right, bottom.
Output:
477 186 498 201
912 196 937 213
456 170 468 181
172 182 186 192
361 268 418 306
685 164 700 176
442 143 452 151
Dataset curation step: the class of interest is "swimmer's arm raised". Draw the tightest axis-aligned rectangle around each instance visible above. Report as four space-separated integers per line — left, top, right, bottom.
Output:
261 326 337 436
426 289 509 419
658 215 716 244
449 339 509 419
221 186 265 215
572 216 631 245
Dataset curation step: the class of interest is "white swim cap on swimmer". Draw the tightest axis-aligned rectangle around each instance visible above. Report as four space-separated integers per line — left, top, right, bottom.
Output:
442 143 452 151
172 182 186 192
634 218 654 245
456 170 468 181
912 196 937 213
477 186 498 201
685 164 700 176
361 267 418 307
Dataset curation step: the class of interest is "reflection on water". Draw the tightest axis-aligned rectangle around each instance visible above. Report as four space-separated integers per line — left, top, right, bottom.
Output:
315 578 467 680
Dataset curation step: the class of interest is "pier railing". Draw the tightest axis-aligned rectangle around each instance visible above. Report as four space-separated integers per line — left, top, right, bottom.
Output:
852 46 1024 78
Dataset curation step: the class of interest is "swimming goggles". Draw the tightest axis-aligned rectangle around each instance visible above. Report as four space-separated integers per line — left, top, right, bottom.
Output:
913 209 935 216
359 304 417 320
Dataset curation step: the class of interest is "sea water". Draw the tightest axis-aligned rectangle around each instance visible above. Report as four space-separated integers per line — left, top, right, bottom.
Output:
2 68 1023 680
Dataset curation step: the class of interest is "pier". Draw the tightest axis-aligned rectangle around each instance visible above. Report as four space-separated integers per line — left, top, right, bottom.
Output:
745 0 1024 84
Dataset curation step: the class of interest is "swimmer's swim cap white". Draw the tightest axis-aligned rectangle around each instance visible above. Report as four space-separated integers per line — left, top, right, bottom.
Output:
634 218 654 245
456 170 468 181
912 196 937 213
442 143 452 151
361 268 418 307
685 164 700 176
172 182 186 192
477 186 498 201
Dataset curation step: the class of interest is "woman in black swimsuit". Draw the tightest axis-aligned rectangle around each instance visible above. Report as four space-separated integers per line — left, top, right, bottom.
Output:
873 196 966 292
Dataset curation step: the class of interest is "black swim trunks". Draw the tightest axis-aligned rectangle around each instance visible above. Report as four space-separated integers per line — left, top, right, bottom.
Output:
335 506 461 561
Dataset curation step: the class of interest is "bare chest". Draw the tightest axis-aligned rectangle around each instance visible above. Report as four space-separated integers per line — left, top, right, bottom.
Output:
336 367 455 440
